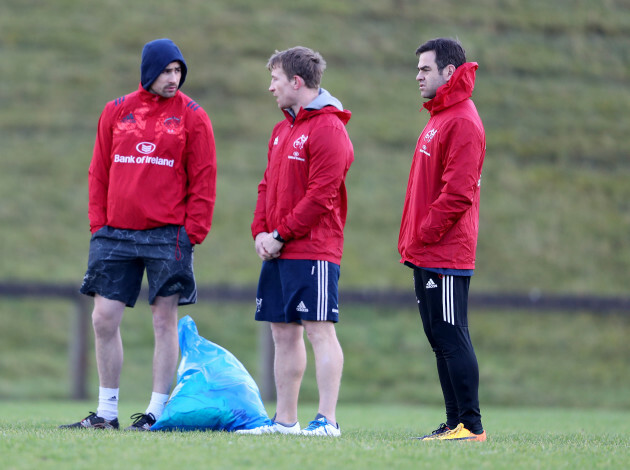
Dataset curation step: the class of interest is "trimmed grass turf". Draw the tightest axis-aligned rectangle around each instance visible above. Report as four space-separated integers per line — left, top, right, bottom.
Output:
1 402 628 469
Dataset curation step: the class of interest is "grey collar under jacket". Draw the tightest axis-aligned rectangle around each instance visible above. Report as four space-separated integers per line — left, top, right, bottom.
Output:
285 88 343 118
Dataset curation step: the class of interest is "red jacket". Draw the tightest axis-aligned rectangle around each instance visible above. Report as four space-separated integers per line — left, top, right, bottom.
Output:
398 62 485 270
88 84 216 245
251 94 354 264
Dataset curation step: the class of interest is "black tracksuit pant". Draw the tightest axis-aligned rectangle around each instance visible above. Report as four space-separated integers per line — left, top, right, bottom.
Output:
413 267 483 434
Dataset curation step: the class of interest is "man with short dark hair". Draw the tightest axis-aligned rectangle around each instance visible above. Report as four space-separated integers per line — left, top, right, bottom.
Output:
60 38 216 432
399 37 487 441
237 46 353 437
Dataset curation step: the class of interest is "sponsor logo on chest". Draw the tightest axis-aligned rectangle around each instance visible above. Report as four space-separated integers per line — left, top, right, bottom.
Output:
113 142 175 167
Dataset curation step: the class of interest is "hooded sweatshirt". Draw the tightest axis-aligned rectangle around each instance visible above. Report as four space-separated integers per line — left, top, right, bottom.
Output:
398 62 485 270
251 88 354 264
141 38 188 90
88 40 216 245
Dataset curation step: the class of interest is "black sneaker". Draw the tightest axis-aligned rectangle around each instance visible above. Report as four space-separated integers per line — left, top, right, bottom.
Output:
125 413 156 431
59 412 119 430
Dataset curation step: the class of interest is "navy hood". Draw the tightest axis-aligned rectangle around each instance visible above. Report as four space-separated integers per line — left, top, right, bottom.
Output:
140 38 188 91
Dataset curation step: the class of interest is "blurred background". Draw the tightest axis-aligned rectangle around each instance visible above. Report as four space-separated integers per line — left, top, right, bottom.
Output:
0 0 628 409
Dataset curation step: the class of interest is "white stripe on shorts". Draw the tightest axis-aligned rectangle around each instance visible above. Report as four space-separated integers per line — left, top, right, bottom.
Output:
317 261 329 321
442 275 455 325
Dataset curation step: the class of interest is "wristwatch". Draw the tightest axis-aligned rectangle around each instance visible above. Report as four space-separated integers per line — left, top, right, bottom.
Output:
272 229 285 243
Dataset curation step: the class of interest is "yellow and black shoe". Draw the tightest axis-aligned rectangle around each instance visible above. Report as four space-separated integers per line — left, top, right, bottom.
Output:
422 423 486 441
414 423 451 440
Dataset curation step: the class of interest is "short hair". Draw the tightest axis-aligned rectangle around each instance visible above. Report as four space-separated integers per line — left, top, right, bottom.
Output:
267 46 326 89
416 38 466 71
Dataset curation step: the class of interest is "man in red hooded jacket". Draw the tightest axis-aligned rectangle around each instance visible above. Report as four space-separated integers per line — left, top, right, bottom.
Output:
61 38 216 432
399 38 486 441
238 47 353 437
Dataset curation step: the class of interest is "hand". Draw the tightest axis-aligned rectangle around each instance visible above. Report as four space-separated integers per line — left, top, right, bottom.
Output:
255 232 284 261
254 232 283 261
261 233 284 259
255 232 270 260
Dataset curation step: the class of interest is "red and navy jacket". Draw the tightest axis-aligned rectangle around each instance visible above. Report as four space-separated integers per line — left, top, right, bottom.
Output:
398 62 486 270
251 89 354 264
88 83 217 245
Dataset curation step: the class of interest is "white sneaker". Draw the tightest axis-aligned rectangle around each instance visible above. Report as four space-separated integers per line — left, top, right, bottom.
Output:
300 416 341 437
235 421 301 435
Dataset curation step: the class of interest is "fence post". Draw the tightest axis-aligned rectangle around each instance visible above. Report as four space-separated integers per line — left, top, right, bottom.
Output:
257 323 276 402
70 294 91 400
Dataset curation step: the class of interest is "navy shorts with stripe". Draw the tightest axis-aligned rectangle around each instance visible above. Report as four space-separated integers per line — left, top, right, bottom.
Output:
255 259 340 323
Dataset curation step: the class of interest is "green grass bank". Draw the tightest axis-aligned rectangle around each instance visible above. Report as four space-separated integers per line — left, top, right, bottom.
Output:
0 0 628 410
1 0 629 293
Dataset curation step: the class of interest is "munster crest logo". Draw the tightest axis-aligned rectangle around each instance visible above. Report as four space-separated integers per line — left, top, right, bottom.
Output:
164 116 182 133
293 134 308 149
424 129 437 143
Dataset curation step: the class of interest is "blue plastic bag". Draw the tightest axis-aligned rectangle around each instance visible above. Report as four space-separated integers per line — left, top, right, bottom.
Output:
151 315 272 432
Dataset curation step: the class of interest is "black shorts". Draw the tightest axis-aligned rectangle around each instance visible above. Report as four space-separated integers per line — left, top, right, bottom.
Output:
80 225 196 307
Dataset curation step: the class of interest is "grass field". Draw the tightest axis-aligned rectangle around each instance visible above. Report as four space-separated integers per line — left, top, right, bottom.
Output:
1 0 630 294
1 402 628 469
1 3 629 466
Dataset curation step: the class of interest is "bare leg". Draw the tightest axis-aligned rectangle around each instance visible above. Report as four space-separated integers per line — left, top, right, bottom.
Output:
303 320 343 425
92 295 126 388
270 322 306 424
150 295 180 394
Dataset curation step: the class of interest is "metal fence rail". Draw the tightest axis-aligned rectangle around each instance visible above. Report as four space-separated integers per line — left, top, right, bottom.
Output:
1 281 628 400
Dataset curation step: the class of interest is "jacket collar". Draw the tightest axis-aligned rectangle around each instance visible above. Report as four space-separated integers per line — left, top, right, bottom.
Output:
137 82 177 103
423 62 478 116
282 88 351 125
283 105 352 126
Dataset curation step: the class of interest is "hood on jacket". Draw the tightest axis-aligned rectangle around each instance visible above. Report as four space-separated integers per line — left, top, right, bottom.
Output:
141 38 188 91
423 62 478 116
305 88 344 111
285 88 350 124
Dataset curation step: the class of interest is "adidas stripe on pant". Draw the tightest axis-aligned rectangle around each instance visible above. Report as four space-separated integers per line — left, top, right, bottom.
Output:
412 266 483 435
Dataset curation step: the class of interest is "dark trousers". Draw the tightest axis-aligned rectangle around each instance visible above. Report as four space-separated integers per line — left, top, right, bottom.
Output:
413 267 483 433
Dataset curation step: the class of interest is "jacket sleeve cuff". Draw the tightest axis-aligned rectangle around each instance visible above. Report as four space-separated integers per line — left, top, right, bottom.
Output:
251 223 267 240
277 225 291 242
